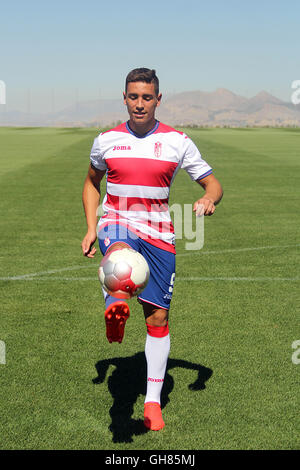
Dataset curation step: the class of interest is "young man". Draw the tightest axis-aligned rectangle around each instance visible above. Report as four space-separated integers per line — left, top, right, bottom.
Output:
81 68 223 431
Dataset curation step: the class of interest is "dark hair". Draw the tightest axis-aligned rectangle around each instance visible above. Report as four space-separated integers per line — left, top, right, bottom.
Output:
125 68 159 96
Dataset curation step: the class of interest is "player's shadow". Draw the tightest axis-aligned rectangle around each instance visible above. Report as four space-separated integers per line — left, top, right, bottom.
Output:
93 352 213 443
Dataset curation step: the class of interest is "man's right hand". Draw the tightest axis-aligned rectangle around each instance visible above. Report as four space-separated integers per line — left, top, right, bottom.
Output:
81 230 97 258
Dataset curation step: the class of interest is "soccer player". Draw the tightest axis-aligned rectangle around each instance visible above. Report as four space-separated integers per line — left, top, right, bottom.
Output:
81 68 223 431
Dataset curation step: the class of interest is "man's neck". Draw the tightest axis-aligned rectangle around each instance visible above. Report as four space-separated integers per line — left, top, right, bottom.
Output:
127 118 157 137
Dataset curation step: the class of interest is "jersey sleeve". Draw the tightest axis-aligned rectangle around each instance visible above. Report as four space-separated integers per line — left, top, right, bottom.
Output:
89 134 107 171
181 135 212 181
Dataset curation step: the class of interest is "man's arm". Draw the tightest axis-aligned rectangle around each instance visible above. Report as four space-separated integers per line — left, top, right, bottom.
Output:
193 173 223 216
81 163 106 258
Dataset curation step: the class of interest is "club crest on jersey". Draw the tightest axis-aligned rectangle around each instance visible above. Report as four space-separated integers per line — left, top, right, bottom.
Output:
154 141 162 158
104 237 111 247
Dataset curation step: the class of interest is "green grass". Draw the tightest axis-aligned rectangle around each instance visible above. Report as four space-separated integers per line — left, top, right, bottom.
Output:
0 126 299 450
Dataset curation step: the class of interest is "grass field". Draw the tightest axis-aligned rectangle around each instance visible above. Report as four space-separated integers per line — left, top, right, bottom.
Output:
0 126 299 450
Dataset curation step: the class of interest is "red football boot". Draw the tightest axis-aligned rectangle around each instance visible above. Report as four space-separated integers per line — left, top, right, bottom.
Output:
144 402 165 431
104 301 130 343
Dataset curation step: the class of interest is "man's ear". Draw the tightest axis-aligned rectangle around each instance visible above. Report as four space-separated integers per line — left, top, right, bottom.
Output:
156 93 162 107
123 92 127 104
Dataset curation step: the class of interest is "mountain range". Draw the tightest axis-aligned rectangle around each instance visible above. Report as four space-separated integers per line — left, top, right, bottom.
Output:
0 88 299 127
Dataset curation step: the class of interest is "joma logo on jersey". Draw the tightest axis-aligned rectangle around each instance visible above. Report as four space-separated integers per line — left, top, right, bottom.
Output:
113 145 131 151
154 142 162 158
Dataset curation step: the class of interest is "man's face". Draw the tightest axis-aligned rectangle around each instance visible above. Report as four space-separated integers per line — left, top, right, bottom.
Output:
123 81 162 129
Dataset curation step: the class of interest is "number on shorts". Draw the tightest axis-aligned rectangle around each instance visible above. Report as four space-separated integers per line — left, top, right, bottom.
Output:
168 273 175 293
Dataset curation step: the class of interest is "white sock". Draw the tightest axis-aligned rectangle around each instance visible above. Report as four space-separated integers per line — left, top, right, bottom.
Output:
144 323 170 405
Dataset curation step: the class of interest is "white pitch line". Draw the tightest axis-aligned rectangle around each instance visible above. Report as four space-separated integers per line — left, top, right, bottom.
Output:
178 276 300 282
0 243 298 282
0 276 298 282
177 243 300 256
3 264 97 280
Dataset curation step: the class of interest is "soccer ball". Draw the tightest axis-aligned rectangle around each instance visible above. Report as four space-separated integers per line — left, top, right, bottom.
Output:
98 248 150 299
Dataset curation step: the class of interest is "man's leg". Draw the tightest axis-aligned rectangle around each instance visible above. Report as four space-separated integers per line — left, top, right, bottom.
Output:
102 242 131 342
98 224 139 343
135 241 175 430
142 302 170 431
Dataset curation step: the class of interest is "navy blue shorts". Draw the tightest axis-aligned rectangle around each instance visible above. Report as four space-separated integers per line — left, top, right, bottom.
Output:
98 224 176 310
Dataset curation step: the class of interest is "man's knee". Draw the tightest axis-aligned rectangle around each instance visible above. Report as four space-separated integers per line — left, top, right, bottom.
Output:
142 302 169 327
106 241 130 254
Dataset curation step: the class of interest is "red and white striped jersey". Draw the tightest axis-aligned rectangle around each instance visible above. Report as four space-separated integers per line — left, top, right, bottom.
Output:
90 121 212 253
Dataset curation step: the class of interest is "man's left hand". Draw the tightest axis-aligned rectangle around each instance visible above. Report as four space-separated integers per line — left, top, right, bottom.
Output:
193 197 216 216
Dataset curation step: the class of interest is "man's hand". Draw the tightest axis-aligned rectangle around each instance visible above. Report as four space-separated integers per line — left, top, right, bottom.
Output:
194 174 223 216
81 230 97 258
193 196 215 217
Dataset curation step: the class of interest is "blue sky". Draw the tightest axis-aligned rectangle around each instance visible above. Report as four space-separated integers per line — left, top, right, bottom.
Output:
0 0 299 112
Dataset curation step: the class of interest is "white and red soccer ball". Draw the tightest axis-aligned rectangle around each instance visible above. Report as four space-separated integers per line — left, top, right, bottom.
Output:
98 248 150 299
